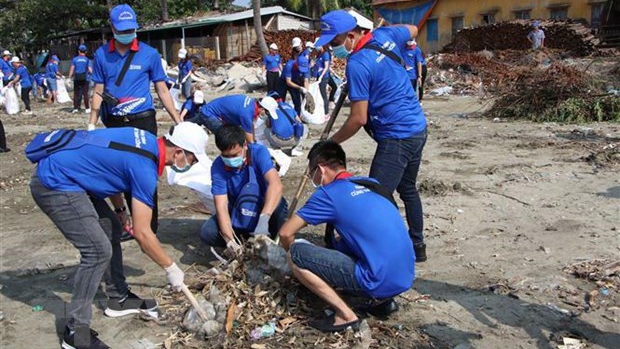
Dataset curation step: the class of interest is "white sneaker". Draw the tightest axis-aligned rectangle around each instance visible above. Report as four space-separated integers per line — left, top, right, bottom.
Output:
22 110 33 115
85 108 91 114
71 109 79 114
291 148 304 157
329 101 335 109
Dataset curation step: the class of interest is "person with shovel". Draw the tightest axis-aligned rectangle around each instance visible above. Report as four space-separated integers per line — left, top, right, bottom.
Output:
279 140 415 332
28 122 208 349
200 125 288 259
313 10 429 262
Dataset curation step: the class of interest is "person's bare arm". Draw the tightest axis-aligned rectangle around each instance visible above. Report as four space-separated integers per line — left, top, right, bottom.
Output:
214 194 236 243
279 214 307 251
179 108 188 121
403 24 418 39
154 80 180 124
261 169 282 215
89 83 104 125
131 199 174 268
330 100 368 144
68 65 75 80
245 131 254 143
286 77 303 90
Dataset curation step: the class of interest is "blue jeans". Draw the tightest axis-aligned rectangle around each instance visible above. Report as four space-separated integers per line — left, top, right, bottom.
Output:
46 77 58 91
290 242 366 296
369 130 427 246
200 198 288 247
181 77 192 99
201 115 224 134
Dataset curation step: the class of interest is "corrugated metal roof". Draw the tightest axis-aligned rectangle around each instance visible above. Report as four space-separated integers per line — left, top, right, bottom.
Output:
139 6 312 32
372 0 418 5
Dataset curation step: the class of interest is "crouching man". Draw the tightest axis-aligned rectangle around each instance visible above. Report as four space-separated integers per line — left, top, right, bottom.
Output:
279 141 415 332
28 122 209 349
200 125 288 257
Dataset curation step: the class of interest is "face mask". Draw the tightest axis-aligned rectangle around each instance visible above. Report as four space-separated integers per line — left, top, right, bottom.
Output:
222 156 244 168
114 32 136 45
310 167 323 189
332 42 350 59
171 151 192 173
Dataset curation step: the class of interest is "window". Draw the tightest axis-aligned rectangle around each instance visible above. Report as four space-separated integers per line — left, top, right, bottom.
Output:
514 10 531 20
451 17 464 37
427 19 438 42
482 13 496 24
550 7 568 20
591 3 605 27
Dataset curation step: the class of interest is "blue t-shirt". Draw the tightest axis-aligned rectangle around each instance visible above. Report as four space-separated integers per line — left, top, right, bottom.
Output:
15 65 32 88
0 59 12 80
178 59 192 81
92 40 166 116
72 54 90 74
315 51 331 79
263 54 281 72
181 99 201 120
403 47 418 80
200 95 256 133
45 62 58 79
270 102 297 139
281 59 304 83
297 49 310 75
414 46 427 66
346 27 426 141
34 72 46 86
297 176 415 298
211 143 274 205
36 127 160 208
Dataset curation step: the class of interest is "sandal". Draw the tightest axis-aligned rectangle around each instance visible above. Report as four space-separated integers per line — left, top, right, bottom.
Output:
309 314 360 333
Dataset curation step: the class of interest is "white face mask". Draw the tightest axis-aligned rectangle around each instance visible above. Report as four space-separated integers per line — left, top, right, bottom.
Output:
310 167 324 189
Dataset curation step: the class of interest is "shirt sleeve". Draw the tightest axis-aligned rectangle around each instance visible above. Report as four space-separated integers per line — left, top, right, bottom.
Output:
149 50 166 82
71 58 76 68
252 145 275 176
181 99 192 112
282 62 292 79
240 104 255 133
128 163 158 208
296 189 336 225
392 26 413 48
262 56 268 66
211 159 228 196
91 52 105 84
346 60 371 102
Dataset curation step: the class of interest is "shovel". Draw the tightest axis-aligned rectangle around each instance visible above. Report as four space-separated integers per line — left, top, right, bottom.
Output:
181 283 209 321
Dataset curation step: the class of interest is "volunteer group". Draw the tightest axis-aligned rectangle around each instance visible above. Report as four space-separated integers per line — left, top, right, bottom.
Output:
11 4 431 349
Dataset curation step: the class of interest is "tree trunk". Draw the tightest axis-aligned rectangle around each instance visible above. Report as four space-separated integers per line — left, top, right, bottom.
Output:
106 0 113 10
252 0 268 57
160 0 169 22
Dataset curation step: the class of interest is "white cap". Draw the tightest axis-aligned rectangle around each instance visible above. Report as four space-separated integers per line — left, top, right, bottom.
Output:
2 50 11 56
193 90 204 104
178 48 187 59
305 41 314 48
292 37 302 48
10 56 20 63
269 43 278 50
164 122 210 170
407 39 416 46
259 96 279 120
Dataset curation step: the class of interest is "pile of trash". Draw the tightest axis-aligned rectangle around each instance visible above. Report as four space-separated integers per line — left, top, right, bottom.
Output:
444 20 599 56
563 259 620 287
233 29 318 63
168 63 265 94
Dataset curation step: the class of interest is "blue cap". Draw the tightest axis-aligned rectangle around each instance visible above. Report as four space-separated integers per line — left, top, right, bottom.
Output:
110 4 139 31
533 20 541 27
51 55 59 61
78 44 87 52
314 10 357 48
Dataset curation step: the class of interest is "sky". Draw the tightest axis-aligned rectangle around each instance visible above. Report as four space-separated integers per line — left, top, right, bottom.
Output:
232 0 251 8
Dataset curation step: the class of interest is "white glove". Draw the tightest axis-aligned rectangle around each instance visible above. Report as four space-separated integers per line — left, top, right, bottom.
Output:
165 262 184 292
87 123 96 131
300 87 307 94
225 239 243 259
251 214 271 236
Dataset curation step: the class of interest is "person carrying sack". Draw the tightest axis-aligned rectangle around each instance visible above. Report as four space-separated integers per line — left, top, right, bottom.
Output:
200 125 288 259
69 44 92 113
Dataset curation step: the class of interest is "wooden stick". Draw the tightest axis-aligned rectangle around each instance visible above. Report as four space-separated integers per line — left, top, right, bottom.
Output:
181 283 209 322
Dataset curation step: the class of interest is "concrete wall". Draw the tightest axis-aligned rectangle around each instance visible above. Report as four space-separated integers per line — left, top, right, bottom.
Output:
375 0 607 52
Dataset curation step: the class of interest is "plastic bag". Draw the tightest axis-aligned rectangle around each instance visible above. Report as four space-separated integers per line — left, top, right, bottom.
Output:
300 81 326 125
4 87 20 114
56 78 72 103
169 86 183 111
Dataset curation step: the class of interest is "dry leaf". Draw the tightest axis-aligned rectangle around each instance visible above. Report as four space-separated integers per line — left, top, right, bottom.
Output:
164 338 172 349
250 344 266 349
278 316 298 331
225 300 237 335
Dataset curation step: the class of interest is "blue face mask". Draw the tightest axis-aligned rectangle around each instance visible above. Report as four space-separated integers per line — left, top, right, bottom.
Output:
171 151 192 173
222 155 244 168
114 32 136 45
332 43 350 59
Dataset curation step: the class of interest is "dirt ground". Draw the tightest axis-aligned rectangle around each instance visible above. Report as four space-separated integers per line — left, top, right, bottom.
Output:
0 93 618 349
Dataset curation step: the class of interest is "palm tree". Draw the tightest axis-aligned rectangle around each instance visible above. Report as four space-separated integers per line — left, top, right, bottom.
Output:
252 0 268 57
160 0 169 22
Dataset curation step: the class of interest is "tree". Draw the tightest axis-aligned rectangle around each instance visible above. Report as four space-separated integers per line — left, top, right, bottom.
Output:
252 0 268 57
160 0 170 21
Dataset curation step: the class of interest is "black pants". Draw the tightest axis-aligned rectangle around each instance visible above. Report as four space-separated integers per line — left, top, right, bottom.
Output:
276 78 288 101
21 87 32 111
419 65 427 101
266 71 279 93
0 119 7 150
319 77 329 115
103 114 159 233
73 80 89 110
328 75 337 103
288 86 302 115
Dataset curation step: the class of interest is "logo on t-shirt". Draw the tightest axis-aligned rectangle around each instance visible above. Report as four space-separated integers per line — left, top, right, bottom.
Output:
129 64 142 70
241 208 257 217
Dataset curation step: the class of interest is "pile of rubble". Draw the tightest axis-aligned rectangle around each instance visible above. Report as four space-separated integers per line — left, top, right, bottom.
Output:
444 20 600 56
233 29 318 62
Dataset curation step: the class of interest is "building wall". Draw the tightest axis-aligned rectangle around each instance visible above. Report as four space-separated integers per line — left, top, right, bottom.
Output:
375 0 607 52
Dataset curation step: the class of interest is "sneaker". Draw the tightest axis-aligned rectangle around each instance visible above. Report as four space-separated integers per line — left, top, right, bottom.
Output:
71 109 79 114
62 325 110 349
414 243 427 262
329 101 335 109
85 108 91 114
291 148 304 157
0 148 11 153
104 290 158 317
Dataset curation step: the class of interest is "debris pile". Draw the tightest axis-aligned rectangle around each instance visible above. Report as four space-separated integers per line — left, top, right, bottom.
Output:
444 20 599 56
233 29 318 62
563 259 620 287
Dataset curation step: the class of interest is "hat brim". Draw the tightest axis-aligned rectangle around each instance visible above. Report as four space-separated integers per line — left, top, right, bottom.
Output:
113 21 138 31
314 33 338 49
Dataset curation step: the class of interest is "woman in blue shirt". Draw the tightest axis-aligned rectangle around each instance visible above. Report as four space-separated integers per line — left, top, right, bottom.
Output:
262 43 282 94
7 57 34 114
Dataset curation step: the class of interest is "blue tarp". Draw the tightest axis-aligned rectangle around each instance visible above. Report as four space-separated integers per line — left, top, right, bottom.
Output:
376 0 436 26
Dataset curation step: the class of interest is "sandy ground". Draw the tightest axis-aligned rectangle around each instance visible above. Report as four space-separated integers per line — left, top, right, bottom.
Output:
0 92 618 349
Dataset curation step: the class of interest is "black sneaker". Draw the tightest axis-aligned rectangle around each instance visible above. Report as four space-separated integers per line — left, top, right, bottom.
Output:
367 298 399 319
62 326 110 349
104 290 158 317
414 243 427 263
